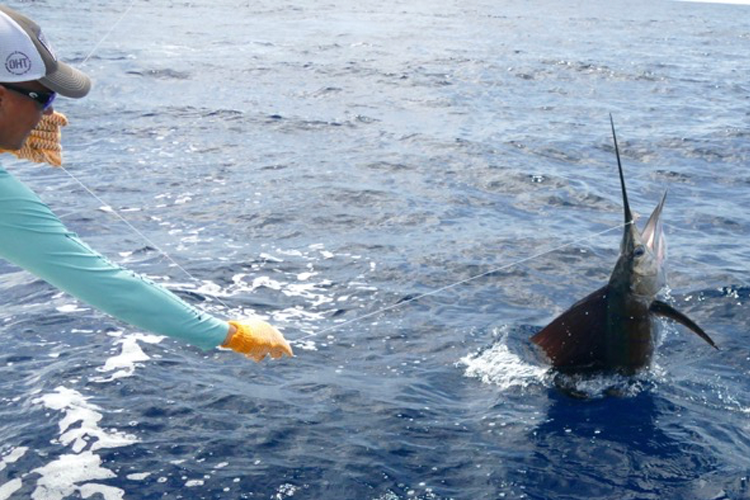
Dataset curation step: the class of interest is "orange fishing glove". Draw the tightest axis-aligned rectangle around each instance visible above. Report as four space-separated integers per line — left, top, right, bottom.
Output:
224 319 293 362
0 111 68 166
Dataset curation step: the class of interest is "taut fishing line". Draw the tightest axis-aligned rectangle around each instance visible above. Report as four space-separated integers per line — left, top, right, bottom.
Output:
81 0 138 65
299 221 630 341
58 165 234 313
62 1 632 343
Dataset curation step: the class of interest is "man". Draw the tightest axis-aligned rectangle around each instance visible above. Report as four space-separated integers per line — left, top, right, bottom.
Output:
0 5 293 362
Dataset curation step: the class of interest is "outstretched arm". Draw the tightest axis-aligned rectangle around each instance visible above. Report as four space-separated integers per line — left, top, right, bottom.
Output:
0 164 292 360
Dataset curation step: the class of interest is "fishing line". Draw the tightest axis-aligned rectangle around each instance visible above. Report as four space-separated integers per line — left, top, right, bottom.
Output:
57 166 234 312
294 221 632 341
63 0 235 312
67 2 632 344
81 0 139 65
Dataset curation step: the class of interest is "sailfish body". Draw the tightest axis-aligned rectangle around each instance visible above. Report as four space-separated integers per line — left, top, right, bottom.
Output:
531 117 717 374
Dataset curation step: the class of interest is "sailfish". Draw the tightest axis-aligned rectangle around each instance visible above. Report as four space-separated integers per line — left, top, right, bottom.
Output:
531 116 718 374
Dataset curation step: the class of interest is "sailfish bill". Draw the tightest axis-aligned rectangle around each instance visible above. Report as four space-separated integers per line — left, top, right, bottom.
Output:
531 116 717 374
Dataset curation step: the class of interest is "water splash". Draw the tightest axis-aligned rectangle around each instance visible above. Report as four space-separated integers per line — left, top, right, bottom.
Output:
460 329 660 398
460 331 550 391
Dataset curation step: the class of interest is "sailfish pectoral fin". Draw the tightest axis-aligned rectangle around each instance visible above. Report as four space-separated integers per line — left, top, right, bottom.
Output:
531 286 609 370
650 299 719 349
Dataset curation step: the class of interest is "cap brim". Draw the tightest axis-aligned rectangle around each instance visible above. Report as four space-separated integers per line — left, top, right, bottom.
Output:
39 61 91 98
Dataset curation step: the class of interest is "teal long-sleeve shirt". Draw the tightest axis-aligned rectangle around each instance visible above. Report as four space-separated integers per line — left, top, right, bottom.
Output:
0 164 229 350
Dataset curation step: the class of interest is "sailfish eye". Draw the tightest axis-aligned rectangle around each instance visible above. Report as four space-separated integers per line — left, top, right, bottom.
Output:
633 245 646 258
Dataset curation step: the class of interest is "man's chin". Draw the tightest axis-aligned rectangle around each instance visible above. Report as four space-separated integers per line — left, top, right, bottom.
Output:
0 138 27 152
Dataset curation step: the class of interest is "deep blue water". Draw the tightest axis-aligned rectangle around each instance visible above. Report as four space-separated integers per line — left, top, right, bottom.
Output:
1 0 749 499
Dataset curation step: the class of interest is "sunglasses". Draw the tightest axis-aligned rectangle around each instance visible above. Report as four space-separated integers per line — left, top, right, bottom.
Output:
2 83 56 111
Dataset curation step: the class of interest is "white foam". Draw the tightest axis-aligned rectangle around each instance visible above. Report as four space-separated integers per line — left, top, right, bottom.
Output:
552 372 647 398
258 252 284 263
231 273 248 284
55 304 89 313
283 282 334 307
253 276 284 292
126 472 151 481
275 249 302 258
275 306 327 325
195 281 224 297
208 244 377 351
274 483 298 498
290 339 318 351
31 451 123 500
27 387 138 499
91 333 164 383
460 336 549 391
0 449 25 500
0 446 28 472
34 387 138 453
0 478 22 500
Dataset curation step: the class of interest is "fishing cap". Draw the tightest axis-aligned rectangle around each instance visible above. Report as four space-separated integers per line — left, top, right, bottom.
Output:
0 5 90 97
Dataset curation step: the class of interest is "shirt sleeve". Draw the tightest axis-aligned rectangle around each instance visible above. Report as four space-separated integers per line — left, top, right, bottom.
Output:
0 165 229 350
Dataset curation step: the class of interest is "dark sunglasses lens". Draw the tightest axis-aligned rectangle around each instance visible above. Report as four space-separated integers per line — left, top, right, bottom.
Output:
29 90 55 110
42 92 56 110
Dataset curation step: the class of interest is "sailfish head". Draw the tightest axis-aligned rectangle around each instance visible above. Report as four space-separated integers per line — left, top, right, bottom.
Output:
609 115 666 298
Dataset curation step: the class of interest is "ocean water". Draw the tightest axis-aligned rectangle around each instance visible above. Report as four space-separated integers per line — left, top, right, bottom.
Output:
1 0 749 498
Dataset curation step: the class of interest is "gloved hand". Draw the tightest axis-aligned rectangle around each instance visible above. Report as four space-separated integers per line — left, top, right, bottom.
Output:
0 111 68 166
224 318 293 362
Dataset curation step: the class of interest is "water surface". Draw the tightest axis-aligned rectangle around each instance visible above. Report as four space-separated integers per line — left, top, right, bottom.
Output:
1 0 749 498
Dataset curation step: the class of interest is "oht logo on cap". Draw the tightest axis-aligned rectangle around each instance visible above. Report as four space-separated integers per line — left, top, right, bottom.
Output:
5 51 32 76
